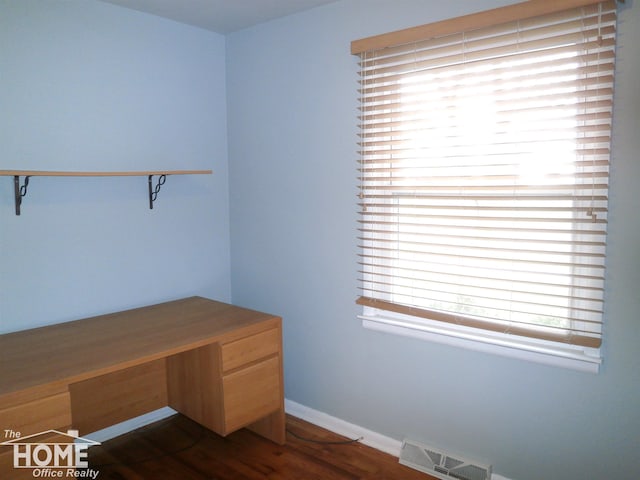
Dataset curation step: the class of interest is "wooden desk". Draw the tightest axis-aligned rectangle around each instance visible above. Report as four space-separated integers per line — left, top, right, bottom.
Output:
0 297 285 477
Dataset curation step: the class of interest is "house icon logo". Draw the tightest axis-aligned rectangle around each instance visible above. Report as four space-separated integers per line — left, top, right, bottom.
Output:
1 429 100 478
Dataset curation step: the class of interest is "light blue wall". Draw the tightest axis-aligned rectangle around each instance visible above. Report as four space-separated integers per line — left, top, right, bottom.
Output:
0 0 230 332
227 1 640 480
1 1 638 479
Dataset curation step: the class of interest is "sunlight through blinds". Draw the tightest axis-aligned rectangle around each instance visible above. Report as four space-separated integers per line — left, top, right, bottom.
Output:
355 0 618 348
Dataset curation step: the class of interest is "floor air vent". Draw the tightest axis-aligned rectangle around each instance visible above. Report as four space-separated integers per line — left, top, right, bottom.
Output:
399 439 491 480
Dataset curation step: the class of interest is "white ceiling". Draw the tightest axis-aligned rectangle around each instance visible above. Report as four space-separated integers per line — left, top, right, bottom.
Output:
99 0 339 34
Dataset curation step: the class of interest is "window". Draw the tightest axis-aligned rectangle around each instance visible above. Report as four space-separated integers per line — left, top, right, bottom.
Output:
353 0 617 372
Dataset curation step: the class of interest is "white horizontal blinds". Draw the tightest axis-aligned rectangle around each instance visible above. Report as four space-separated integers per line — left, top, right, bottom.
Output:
357 1 617 348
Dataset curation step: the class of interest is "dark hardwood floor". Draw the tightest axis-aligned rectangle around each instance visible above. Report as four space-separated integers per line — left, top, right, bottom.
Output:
85 413 436 479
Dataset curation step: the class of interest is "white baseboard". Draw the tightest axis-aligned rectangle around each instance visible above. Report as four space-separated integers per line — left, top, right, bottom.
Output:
284 399 514 480
284 398 402 456
87 406 177 443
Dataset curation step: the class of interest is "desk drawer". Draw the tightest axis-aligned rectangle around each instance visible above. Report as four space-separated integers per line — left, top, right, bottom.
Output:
221 328 280 372
1 432 73 480
166 323 284 442
0 393 72 480
0 392 71 437
222 356 281 433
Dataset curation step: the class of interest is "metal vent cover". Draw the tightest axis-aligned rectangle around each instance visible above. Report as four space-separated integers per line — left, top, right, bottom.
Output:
399 439 491 480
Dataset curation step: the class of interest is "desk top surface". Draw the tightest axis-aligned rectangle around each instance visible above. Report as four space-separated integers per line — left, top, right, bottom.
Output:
0 297 280 403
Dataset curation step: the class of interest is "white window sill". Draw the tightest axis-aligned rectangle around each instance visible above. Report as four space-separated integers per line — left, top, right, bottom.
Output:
360 309 601 374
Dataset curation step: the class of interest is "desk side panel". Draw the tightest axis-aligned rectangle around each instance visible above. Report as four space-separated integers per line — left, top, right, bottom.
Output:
166 344 224 434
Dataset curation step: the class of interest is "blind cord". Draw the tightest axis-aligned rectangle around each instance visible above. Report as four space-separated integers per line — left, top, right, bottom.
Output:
286 428 363 445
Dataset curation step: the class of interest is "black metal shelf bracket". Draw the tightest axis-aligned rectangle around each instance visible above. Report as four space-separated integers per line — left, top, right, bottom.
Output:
13 175 31 216
148 174 167 209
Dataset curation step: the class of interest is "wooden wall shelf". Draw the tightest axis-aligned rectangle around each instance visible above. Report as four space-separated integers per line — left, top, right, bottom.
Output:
0 169 213 215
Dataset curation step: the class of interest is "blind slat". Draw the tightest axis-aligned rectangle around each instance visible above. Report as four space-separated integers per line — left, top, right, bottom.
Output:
356 1 616 348
360 31 615 80
357 297 601 348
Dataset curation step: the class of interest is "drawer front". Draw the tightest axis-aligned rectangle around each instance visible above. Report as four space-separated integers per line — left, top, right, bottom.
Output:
0 395 72 480
1 432 73 480
221 328 280 372
222 356 281 434
0 392 71 438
